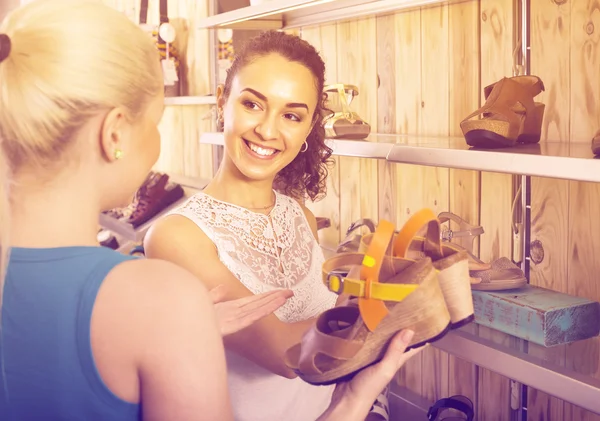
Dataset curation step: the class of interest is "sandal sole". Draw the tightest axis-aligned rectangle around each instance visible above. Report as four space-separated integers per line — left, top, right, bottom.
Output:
297 322 453 386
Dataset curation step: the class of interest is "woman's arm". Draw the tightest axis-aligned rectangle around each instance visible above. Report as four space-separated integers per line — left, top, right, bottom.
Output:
93 259 234 421
144 215 315 378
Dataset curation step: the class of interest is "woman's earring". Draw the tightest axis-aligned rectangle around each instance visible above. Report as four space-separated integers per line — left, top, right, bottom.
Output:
114 149 123 160
300 141 308 153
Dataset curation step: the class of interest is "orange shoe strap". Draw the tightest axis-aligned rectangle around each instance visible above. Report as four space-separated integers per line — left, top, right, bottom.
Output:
392 208 443 259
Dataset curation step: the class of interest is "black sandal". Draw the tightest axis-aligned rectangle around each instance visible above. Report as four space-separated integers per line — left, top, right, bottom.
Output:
427 395 474 420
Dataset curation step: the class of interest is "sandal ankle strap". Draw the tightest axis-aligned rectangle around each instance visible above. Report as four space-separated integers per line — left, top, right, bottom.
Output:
438 211 484 241
322 253 417 302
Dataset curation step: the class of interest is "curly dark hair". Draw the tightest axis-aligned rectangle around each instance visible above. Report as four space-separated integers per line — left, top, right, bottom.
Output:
221 30 333 202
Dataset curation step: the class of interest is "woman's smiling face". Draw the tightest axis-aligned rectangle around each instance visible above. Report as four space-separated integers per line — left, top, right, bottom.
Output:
219 53 318 182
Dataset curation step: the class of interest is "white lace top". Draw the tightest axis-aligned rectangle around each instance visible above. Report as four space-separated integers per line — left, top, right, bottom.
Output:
172 191 336 421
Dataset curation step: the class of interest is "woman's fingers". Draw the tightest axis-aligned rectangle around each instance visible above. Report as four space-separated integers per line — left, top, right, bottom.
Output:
237 289 294 315
208 284 229 304
211 289 294 336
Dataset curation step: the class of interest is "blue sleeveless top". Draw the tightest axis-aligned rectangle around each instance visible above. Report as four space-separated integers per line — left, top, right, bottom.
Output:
0 246 141 421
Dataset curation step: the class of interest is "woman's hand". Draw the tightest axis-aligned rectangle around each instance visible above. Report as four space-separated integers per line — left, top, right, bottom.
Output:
209 285 293 337
317 329 425 421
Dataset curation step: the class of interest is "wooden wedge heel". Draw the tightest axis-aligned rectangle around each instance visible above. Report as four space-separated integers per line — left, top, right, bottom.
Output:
460 75 545 148
283 220 451 386
360 209 475 329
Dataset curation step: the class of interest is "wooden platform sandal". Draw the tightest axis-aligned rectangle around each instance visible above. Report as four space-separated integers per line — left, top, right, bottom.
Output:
359 209 475 329
322 83 371 140
283 220 451 386
460 75 545 148
438 212 527 291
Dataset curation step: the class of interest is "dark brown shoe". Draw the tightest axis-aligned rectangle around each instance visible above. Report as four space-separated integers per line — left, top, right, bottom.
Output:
592 129 600 156
127 174 184 228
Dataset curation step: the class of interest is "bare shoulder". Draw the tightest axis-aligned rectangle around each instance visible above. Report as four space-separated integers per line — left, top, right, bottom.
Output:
144 213 214 257
95 258 214 354
93 258 232 420
102 258 208 307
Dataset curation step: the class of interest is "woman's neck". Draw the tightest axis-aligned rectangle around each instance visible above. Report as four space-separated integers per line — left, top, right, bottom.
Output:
9 171 101 249
203 160 277 210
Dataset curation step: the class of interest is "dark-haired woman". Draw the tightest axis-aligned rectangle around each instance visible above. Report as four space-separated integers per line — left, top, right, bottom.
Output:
144 31 345 421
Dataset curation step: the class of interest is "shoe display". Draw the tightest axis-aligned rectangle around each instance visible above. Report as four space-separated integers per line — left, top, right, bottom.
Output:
460 75 545 148
438 212 527 291
359 209 475 328
102 171 185 229
284 214 473 386
322 84 371 140
336 218 377 253
592 129 600 156
97 229 119 250
427 395 474 421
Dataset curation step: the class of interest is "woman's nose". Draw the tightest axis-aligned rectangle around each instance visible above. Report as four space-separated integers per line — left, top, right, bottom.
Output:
255 114 280 140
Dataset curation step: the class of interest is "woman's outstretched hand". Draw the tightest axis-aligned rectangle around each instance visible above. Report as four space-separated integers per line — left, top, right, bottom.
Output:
318 329 425 421
209 285 293 336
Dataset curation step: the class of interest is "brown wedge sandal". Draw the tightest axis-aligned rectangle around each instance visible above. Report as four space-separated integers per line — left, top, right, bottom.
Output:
438 212 527 291
359 210 476 329
283 220 451 386
460 75 545 148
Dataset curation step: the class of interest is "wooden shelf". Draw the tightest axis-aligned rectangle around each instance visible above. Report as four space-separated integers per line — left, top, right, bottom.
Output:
197 0 454 30
164 96 217 106
199 132 600 183
199 132 394 158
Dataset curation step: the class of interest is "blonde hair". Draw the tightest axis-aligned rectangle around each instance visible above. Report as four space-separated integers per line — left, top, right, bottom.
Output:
0 0 163 304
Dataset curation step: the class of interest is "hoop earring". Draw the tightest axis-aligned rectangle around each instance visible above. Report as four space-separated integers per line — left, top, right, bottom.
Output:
300 141 308 153
114 149 123 160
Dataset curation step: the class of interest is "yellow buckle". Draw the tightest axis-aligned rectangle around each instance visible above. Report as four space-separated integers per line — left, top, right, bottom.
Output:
325 272 345 295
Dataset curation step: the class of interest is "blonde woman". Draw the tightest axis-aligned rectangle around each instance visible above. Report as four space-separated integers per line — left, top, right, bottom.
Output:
0 1 420 420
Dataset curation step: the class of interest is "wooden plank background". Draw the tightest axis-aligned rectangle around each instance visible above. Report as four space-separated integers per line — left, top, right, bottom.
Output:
96 0 600 418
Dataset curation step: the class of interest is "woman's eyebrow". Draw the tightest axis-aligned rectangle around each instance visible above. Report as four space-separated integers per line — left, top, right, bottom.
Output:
240 87 309 111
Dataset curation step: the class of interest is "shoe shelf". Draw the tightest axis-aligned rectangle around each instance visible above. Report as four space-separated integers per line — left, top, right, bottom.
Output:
98 175 209 243
199 132 600 183
197 0 451 30
199 132 393 159
433 329 600 414
164 96 217 106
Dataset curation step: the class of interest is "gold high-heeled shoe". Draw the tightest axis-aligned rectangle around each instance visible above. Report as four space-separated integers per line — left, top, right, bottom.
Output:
322 84 371 140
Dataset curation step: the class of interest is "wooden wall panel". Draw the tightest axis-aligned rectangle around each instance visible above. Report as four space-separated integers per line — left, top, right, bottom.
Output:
156 106 215 179
564 0 600 419
390 8 425 397
528 0 570 419
301 25 342 249
419 4 451 403
104 0 214 179
447 0 481 404
477 0 518 419
336 19 379 242
376 14 397 226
